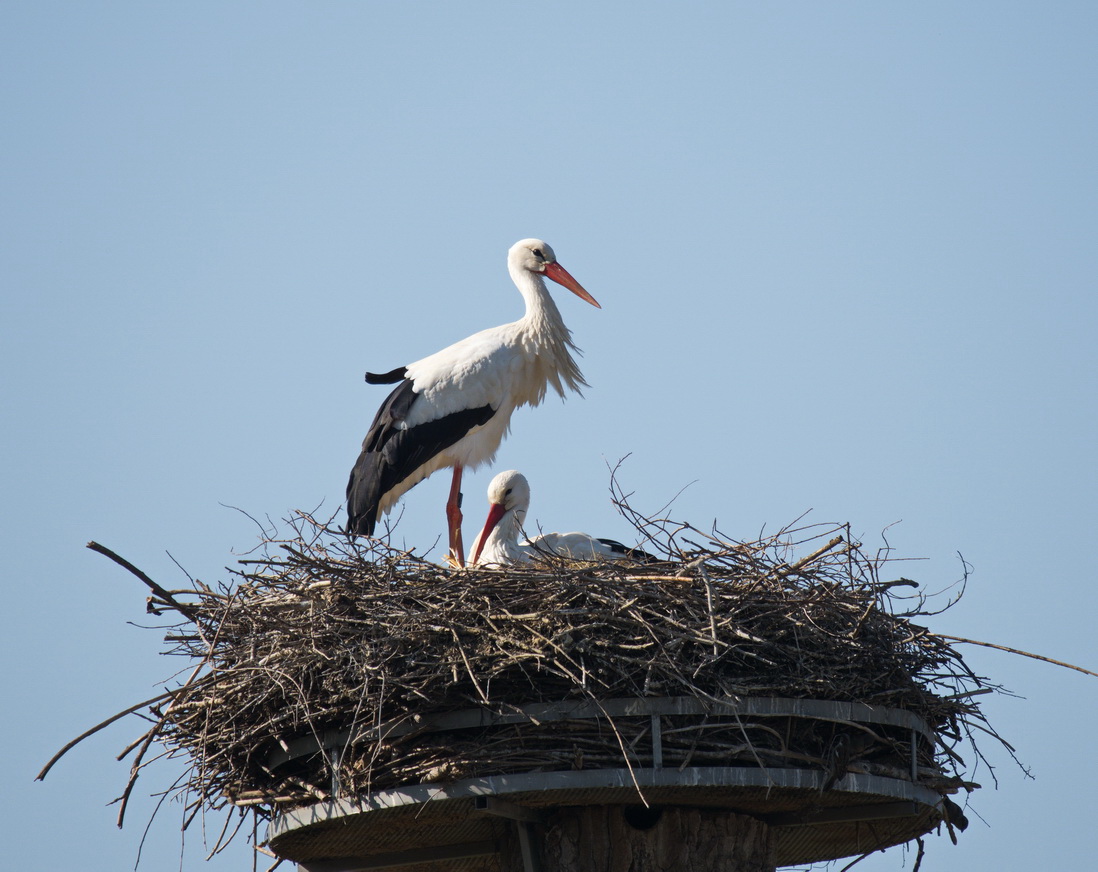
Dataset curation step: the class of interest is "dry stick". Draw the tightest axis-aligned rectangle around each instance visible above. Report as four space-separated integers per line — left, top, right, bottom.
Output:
134 769 188 869
698 565 719 657
447 631 488 707
942 687 995 700
87 540 201 624
871 578 920 591
588 697 650 808
115 661 207 828
124 590 240 829
940 635 1098 679
772 535 846 578
912 836 926 872
207 807 249 860
36 688 176 781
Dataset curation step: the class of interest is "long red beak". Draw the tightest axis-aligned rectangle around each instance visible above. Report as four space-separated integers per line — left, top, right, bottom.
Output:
470 501 507 566
543 261 601 309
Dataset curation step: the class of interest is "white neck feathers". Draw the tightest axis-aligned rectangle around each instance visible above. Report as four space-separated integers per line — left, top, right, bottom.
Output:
508 266 588 401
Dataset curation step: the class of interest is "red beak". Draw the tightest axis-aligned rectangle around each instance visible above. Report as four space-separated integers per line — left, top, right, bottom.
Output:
543 261 601 309
470 501 507 566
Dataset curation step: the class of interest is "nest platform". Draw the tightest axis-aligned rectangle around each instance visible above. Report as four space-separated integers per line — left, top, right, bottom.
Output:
267 695 949 870
59 510 997 869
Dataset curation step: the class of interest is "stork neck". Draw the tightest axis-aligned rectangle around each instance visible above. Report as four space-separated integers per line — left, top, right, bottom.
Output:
506 260 588 400
510 266 568 336
498 507 525 546
479 506 526 564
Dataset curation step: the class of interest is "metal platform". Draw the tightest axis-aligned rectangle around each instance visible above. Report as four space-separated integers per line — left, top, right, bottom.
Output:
266 697 948 870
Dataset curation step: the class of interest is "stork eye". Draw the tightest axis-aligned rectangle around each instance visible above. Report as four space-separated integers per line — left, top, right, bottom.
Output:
504 487 513 496
531 248 544 260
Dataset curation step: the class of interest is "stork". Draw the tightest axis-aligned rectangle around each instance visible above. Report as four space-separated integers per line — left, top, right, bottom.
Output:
346 239 600 566
470 470 659 566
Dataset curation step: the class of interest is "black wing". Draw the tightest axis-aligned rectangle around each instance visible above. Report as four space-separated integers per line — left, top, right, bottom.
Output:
346 379 495 535
365 366 408 385
596 538 662 564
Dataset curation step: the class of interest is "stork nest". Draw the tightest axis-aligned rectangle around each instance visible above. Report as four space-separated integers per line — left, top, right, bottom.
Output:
42 487 1017 858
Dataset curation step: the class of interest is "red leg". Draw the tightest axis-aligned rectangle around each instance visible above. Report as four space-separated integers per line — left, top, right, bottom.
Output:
446 465 465 567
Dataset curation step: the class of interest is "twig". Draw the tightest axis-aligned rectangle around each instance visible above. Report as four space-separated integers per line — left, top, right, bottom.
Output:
87 541 201 624
36 689 176 781
772 535 846 578
115 662 206 827
940 635 1098 679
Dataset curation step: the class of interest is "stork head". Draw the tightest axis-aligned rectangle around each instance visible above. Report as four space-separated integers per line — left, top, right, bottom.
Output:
486 469 531 519
470 469 531 565
509 239 601 308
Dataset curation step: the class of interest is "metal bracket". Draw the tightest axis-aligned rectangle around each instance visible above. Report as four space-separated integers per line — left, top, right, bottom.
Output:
474 796 545 872
474 795 546 822
330 746 342 797
651 714 663 769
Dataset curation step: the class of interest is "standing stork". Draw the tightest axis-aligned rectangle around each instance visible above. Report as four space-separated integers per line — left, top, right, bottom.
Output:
346 239 600 566
470 470 659 566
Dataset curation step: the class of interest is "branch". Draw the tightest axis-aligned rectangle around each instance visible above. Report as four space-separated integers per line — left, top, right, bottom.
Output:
940 635 1098 679
36 689 175 781
87 541 201 623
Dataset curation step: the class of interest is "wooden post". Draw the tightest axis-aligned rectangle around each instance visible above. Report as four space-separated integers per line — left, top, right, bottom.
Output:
525 806 775 872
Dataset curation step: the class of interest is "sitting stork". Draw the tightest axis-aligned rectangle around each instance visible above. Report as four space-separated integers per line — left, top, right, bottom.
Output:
470 470 659 566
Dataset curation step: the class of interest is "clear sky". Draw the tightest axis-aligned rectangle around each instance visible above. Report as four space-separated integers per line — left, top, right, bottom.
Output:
3 2 1096 870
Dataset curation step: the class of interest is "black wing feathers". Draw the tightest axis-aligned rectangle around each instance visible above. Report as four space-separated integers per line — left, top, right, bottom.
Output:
365 366 409 385
346 379 495 536
596 538 661 564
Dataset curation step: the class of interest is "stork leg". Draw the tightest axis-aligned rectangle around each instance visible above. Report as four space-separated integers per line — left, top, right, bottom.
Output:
446 465 465 567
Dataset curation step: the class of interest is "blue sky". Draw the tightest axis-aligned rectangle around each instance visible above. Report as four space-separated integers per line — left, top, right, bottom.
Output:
3 2 1096 869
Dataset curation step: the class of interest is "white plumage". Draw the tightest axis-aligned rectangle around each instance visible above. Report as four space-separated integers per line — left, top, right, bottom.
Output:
346 239 600 566
470 470 658 567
